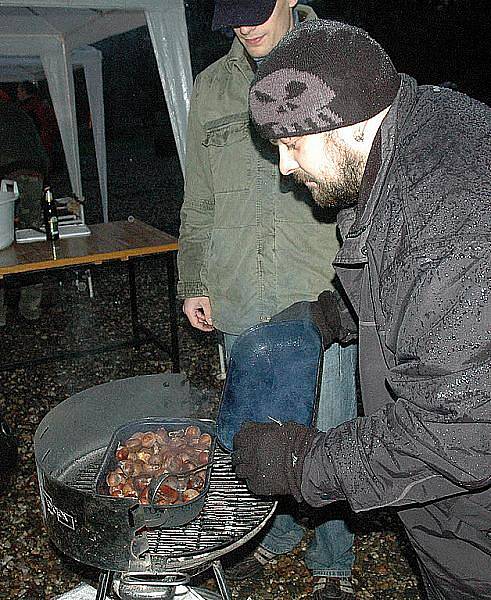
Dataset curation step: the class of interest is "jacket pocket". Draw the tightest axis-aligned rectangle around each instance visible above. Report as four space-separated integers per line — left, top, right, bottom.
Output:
203 120 252 194
202 222 257 310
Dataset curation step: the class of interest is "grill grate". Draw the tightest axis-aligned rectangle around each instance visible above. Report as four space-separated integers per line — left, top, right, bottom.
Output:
61 446 275 562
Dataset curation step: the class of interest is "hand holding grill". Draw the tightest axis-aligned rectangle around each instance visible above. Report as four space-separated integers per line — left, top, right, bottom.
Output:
270 290 342 349
232 421 319 501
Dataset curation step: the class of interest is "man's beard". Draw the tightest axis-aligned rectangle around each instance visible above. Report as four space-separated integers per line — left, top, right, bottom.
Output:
293 143 365 209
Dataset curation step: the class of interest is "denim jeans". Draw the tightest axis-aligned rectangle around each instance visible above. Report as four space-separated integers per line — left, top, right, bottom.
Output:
223 334 358 578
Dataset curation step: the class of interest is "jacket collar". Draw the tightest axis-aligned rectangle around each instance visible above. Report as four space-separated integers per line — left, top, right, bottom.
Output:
335 74 419 265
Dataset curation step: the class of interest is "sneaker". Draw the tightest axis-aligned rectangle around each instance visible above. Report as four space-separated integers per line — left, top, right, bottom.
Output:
312 577 355 599
224 546 277 581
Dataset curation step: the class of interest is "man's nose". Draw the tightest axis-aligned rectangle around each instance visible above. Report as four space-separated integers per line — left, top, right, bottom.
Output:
278 146 299 176
238 25 256 36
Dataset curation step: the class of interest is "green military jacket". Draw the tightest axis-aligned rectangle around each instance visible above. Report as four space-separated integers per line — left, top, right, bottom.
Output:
177 6 340 335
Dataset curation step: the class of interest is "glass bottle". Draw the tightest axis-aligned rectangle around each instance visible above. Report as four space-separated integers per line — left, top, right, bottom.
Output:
42 187 59 241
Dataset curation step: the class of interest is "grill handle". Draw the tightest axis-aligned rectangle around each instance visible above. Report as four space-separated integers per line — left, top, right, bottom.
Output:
117 572 190 600
120 571 190 587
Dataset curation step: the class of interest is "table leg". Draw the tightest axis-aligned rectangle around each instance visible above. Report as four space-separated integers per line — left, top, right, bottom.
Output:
166 252 180 373
127 259 140 345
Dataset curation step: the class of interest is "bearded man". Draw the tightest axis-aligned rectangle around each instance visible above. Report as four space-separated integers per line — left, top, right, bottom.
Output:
233 20 491 600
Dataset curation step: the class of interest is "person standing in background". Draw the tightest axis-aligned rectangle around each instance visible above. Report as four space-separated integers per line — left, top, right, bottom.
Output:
17 80 58 172
177 2 358 598
0 91 48 324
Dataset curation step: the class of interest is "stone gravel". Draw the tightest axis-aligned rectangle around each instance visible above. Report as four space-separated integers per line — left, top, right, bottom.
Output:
0 132 423 599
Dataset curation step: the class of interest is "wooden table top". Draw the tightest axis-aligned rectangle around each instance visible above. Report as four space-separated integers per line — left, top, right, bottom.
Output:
0 219 178 277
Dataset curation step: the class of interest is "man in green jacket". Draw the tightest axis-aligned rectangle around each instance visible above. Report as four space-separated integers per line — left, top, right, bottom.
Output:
177 3 358 597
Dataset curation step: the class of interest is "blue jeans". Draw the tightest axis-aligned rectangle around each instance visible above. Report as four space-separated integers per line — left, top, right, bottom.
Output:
223 334 357 578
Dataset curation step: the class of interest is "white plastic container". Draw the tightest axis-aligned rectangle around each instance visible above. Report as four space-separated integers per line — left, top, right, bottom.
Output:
0 179 18 250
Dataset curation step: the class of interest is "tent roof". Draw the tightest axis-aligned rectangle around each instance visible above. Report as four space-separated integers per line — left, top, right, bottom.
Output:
0 44 100 81
0 6 147 51
0 0 192 222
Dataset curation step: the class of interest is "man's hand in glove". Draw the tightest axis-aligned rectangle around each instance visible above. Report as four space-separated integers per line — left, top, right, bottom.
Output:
270 290 341 349
232 421 319 501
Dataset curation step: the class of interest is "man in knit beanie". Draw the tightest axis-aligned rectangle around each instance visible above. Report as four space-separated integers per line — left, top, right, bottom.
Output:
234 19 491 600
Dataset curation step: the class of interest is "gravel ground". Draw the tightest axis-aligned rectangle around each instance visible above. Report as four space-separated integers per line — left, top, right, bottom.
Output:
0 132 423 599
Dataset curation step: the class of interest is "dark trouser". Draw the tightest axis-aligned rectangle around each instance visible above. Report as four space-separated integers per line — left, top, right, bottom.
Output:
398 487 491 599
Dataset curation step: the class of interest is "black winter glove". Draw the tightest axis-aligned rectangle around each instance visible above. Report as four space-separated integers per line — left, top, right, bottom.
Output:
232 421 319 501
270 290 341 349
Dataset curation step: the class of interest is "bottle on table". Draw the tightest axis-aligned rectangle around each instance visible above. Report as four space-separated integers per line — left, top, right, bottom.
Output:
42 187 59 241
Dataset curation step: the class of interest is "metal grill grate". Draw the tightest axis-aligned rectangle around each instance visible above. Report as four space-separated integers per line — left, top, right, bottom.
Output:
146 448 274 557
60 446 275 563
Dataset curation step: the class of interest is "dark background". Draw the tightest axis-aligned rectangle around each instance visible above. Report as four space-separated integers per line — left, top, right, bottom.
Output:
91 0 489 138
2 0 488 227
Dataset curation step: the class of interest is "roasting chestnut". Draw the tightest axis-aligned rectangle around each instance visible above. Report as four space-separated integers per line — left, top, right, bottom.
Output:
187 472 205 490
115 446 129 461
167 455 184 474
134 476 152 491
185 425 201 438
182 488 200 502
106 470 125 487
198 451 209 465
169 437 187 448
141 432 157 448
154 428 170 444
143 463 162 476
132 460 145 477
109 486 125 498
136 449 152 464
197 433 212 448
126 438 141 450
156 484 179 504
119 460 135 477
105 424 213 506
139 487 150 504
148 454 162 466
122 481 138 498
164 475 180 490
181 460 197 473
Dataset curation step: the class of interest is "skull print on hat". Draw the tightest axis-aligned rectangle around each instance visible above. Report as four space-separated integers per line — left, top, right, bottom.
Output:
249 20 401 139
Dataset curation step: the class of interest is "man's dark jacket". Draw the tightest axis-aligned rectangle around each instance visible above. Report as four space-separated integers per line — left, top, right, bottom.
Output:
0 100 48 179
301 75 490 599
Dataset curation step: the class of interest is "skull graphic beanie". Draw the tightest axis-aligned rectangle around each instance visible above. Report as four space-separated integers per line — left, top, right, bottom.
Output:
249 20 401 139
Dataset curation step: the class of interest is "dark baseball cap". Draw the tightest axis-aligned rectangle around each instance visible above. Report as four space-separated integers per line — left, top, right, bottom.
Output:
212 0 277 31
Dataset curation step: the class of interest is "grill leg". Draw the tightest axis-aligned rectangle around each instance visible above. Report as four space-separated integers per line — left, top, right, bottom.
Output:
96 570 114 600
212 560 232 600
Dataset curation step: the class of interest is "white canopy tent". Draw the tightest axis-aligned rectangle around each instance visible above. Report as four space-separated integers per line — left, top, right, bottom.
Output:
0 45 108 221
0 1 193 222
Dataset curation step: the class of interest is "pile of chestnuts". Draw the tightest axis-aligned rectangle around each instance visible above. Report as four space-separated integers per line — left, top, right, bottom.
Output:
104 425 212 505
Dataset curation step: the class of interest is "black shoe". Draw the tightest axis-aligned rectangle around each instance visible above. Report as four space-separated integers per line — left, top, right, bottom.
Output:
312 577 355 600
224 546 277 582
